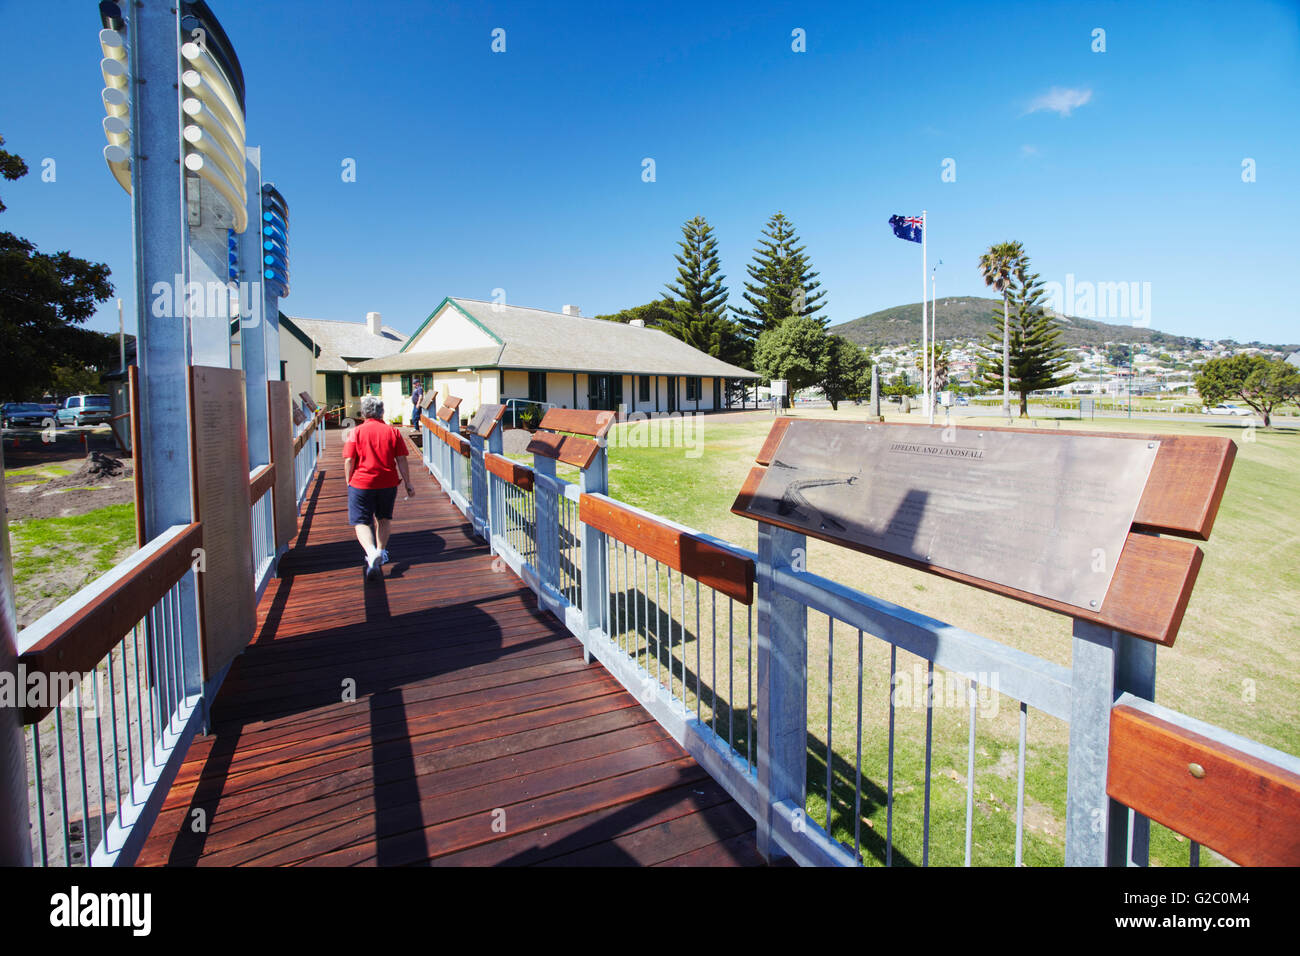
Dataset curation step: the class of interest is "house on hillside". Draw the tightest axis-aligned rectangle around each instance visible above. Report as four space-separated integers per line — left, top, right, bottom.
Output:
353 298 761 424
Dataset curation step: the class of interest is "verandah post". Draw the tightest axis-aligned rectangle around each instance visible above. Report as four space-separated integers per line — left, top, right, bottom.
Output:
755 522 807 863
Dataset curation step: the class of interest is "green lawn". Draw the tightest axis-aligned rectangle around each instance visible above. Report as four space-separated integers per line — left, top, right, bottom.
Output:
8 503 138 623
593 409 1297 866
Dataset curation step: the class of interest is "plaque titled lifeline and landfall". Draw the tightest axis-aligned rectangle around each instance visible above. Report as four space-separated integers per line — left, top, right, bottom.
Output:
743 421 1160 611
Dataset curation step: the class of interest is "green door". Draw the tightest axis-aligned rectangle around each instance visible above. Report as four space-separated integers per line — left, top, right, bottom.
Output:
325 373 344 409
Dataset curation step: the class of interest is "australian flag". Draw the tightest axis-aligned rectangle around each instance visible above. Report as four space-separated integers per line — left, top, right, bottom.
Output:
889 214 923 243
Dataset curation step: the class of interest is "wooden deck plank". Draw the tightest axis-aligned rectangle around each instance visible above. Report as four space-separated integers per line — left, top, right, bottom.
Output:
138 430 763 867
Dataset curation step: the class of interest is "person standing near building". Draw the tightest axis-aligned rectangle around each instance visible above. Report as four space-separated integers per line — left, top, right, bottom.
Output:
410 378 424 430
343 394 415 581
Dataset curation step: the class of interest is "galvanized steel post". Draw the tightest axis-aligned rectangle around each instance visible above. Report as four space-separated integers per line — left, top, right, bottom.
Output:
1065 619 1157 865
533 454 560 603
756 523 807 863
239 149 269 473
131 1 203 704
578 443 609 664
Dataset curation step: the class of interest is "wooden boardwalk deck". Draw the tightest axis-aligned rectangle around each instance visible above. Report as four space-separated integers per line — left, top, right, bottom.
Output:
137 430 762 866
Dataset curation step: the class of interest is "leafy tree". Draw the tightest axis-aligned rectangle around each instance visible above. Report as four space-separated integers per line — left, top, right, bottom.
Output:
731 211 827 339
818 335 871 410
884 370 919 398
752 315 829 403
661 216 748 366
1195 355 1300 427
976 254 1076 416
0 135 114 402
1106 344 1132 368
593 297 677 329
979 240 1022 415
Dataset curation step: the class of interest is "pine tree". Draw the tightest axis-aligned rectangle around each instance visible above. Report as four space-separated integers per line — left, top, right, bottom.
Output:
731 211 827 339
976 255 1076 416
662 216 747 366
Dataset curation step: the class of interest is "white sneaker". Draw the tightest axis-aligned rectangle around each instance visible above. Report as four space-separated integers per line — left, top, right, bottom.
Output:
379 549 390 566
366 550 383 580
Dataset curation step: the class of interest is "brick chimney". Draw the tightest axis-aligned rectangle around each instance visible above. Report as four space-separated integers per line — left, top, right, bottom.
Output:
366 311 382 335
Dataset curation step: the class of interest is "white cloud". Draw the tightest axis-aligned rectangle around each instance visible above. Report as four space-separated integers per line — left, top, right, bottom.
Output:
1025 87 1092 117
1021 144 1040 156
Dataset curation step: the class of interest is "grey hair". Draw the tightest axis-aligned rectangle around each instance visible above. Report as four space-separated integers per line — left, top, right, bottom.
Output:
359 394 384 420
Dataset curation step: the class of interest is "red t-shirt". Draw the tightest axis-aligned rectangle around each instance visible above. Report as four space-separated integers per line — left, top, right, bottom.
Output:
344 419 407 489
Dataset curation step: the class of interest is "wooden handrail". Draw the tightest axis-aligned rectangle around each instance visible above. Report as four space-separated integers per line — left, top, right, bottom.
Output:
580 493 755 604
485 452 534 492
448 432 470 458
249 463 275 505
17 522 203 724
1107 701 1300 866
292 416 317 454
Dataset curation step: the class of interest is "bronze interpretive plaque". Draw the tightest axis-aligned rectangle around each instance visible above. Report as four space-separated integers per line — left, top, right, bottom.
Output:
190 366 257 678
268 380 298 551
745 421 1160 610
469 403 506 438
420 389 438 411
298 390 318 412
292 402 307 426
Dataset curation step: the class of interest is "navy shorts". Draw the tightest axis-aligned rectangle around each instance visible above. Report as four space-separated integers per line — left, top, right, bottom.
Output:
348 485 398 526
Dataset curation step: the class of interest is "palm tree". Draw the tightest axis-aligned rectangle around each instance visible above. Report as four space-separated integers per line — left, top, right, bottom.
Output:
979 241 1023 416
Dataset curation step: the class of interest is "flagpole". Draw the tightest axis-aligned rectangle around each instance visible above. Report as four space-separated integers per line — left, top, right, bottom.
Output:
921 210 928 419
929 271 936 424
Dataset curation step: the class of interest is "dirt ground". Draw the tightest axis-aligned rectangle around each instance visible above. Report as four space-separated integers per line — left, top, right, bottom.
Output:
3 425 133 521
5 453 135 521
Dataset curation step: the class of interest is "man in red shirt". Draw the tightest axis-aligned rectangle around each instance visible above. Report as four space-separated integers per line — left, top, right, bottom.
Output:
343 394 415 580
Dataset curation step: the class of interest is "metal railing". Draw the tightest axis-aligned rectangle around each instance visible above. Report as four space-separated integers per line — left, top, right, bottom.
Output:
19 523 204 867
774 565 1069 867
408 418 1300 867
249 465 276 595
593 506 758 776
293 415 321 506
504 398 557 429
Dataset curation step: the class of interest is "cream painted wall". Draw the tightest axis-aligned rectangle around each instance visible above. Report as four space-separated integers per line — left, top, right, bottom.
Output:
279 325 316 404
501 370 529 400
428 374 480 422
405 302 496 352
231 330 315 406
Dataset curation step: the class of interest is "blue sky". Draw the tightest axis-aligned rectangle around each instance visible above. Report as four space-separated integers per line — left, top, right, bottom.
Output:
2 0 1298 344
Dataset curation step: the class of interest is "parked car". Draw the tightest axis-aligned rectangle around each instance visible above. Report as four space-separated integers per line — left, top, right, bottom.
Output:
1 402 53 428
1203 403 1252 417
55 394 112 427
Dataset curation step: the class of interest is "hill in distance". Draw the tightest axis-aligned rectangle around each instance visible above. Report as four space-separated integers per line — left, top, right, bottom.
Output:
829 297 1202 351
